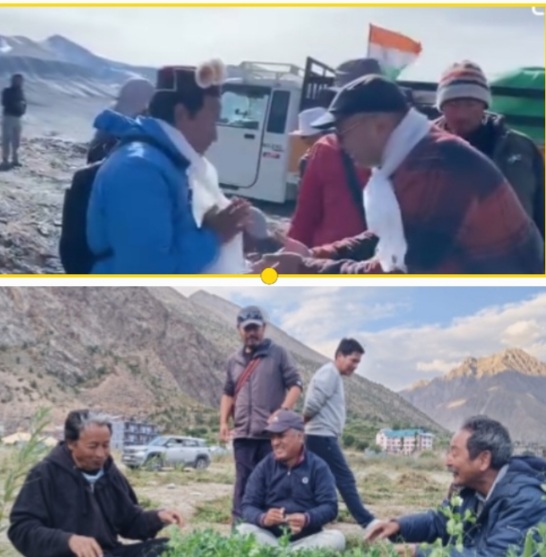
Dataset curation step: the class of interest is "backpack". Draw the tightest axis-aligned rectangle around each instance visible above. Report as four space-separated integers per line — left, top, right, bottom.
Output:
59 135 184 274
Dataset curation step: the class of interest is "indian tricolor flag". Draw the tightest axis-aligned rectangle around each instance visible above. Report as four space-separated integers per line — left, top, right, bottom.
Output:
367 24 422 79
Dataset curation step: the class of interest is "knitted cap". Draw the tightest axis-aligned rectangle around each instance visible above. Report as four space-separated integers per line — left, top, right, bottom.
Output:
436 61 491 110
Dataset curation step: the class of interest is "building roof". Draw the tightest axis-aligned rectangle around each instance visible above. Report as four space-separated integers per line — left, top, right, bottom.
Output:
378 428 434 439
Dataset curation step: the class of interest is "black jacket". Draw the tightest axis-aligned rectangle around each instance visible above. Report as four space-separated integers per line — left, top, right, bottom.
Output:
2 86 26 117
8 443 164 557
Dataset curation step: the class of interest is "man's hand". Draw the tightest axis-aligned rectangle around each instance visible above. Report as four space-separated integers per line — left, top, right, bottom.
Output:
363 520 400 542
157 509 185 529
68 535 103 557
204 198 251 244
263 508 286 527
261 253 305 274
281 237 312 257
286 513 307 535
219 423 230 443
393 544 416 557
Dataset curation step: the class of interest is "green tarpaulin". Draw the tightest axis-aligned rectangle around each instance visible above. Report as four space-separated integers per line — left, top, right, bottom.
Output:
490 67 544 145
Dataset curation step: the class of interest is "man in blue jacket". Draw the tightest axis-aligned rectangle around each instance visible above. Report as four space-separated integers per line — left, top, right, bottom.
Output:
86 65 250 274
237 409 345 552
365 416 546 556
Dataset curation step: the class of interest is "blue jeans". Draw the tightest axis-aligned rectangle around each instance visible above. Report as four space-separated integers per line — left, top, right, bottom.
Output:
305 435 375 527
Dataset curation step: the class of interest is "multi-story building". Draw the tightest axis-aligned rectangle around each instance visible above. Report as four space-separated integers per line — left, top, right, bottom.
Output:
376 428 435 455
110 417 159 449
56 415 159 450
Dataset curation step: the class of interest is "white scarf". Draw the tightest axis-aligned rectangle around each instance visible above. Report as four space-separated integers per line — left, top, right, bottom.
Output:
363 108 432 273
157 120 248 274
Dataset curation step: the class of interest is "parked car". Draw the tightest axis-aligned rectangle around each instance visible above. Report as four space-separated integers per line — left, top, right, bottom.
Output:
121 435 211 470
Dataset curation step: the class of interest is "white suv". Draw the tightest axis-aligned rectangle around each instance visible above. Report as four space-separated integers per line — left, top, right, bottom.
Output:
122 435 211 470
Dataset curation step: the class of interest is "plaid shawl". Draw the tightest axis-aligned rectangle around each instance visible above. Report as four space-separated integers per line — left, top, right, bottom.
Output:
300 127 544 275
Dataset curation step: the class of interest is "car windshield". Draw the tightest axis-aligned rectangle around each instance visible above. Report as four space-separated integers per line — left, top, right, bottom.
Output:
148 436 169 447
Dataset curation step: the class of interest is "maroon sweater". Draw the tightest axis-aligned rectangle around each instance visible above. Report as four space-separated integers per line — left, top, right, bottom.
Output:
300 127 544 275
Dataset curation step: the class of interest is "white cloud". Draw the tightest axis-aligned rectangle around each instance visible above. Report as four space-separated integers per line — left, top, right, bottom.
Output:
177 288 546 394
358 293 546 391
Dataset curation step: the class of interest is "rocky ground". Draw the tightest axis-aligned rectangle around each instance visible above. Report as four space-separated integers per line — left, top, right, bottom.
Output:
0 137 293 274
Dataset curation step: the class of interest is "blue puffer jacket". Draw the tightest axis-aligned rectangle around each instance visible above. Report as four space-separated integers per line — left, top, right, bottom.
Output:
242 450 338 541
397 456 546 557
86 110 220 274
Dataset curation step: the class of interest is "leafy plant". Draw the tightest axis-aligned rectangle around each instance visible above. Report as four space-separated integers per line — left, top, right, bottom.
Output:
0 408 51 552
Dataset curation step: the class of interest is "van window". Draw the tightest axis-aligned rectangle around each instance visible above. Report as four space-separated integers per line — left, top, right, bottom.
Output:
219 84 271 131
266 90 290 134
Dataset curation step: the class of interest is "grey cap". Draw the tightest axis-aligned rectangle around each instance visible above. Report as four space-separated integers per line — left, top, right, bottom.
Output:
264 409 304 434
237 305 265 329
333 58 383 89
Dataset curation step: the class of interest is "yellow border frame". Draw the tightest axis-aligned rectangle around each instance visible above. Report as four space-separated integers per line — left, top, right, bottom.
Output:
0 2 544 280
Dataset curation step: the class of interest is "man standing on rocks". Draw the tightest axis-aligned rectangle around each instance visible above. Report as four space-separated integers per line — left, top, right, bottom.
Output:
303 338 378 531
1 74 27 169
219 305 303 525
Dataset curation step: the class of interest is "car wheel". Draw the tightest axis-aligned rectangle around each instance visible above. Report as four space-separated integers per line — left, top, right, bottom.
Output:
144 455 164 471
194 457 209 470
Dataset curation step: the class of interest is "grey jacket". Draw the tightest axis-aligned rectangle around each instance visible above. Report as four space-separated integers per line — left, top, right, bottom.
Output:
223 339 303 440
303 362 346 438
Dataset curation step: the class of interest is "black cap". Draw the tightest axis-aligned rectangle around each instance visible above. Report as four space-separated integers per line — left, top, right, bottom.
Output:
312 74 409 130
237 306 265 328
264 410 304 434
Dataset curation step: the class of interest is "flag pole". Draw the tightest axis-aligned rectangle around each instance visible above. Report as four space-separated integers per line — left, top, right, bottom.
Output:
366 23 372 57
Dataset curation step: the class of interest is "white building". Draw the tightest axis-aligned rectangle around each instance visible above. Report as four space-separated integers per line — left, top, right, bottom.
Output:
376 428 435 455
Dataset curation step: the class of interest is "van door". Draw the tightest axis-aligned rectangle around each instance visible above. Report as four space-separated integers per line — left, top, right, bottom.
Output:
255 88 295 203
207 83 271 189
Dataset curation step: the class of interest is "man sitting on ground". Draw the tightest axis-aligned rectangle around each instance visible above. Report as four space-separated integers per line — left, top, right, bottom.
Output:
365 416 546 556
237 410 345 552
9 409 184 557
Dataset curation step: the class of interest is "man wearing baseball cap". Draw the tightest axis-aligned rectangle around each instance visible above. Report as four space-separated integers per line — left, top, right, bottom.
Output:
237 410 345 551
258 73 543 275
434 60 544 238
86 63 250 274
220 307 303 524
288 59 378 249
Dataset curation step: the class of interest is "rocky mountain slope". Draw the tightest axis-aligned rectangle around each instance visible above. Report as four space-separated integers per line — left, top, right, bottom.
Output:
400 348 546 443
0 33 244 140
0 287 443 437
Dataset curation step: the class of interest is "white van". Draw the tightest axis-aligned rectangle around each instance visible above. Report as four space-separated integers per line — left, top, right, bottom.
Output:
207 58 336 204
208 59 544 205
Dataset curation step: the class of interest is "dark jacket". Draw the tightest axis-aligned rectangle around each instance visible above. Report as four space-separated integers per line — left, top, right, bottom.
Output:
2 86 27 117
8 443 164 557
396 456 546 557
242 450 338 541
224 339 303 440
299 127 544 275
435 113 545 239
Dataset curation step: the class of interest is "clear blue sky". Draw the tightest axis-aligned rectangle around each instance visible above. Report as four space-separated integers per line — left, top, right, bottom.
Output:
1 6 543 79
178 286 546 391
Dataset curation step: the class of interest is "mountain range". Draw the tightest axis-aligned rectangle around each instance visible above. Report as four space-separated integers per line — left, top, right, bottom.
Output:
0 287 443 438
0 33 245 140
400 348 546 444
